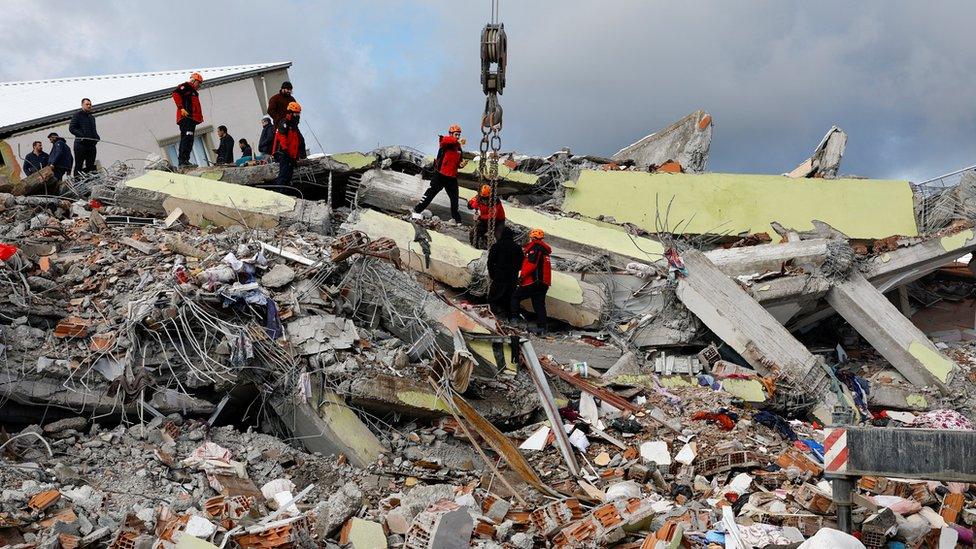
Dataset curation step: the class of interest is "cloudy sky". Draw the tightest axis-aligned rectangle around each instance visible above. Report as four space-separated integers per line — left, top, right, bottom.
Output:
2 1 974 181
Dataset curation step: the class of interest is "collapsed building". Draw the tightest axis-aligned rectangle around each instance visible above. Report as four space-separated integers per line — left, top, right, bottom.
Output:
2 110 976 549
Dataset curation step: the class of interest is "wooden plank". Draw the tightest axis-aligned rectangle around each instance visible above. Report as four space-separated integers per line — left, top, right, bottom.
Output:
826 272 952 393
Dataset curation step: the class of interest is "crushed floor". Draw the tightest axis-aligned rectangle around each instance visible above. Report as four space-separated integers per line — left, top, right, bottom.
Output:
4 114 976 549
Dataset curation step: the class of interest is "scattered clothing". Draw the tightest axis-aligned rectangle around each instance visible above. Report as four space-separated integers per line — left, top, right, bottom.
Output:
911 409 974 431
691 409 739 431
754 410 798 441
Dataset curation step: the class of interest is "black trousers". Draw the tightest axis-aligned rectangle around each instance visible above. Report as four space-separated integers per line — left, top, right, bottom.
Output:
488 278 516 318
414 173 461 222
73 141 97 176
276 156 295 187
52 167 68 183
177 118 197 165
511 283 549 330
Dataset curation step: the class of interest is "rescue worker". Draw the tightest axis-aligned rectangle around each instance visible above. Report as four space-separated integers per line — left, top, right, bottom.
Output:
487 227 523 318
47 132 73 185
467 184 505 249
23 141 49 176
68 98 99 176
413 124 465 223
272 101 302 187
171 72 204 167
511 229 551 335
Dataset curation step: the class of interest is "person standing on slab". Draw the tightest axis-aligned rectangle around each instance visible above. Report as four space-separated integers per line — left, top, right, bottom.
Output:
511 228 552 335
47 132 73 185
171 72 204 167
487 227 523 319
213 125 234 164
468 183 505 249
258 115 275 158
413 124 465 223
272 101 302 187
68 98 99 176
23 141 49 176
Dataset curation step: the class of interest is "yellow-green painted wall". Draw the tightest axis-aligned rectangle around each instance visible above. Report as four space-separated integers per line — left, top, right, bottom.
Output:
562 171 919 239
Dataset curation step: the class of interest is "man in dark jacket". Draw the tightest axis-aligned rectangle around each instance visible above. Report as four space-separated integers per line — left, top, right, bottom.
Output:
47 133 73 185
511 229 552 335
23 141 49 176
413 124 466 223
171 72 204 167
213 125 234 164
487 227 523 319
258 115 275 156
267 81 294 126
272 102 302 187
68 98 99 176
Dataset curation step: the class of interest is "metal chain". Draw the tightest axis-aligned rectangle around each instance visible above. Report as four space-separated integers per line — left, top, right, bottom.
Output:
480 17 506 249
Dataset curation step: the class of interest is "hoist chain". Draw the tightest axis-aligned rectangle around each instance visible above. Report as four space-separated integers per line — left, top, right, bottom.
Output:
480 19 506 248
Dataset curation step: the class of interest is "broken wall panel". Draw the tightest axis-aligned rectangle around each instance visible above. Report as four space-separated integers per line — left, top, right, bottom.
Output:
562 170 920 239
612 110 713 173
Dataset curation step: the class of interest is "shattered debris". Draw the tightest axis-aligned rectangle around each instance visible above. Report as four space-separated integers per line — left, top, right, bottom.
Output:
3 112 976 549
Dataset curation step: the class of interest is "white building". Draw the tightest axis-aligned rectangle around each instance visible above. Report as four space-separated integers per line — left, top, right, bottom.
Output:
0 62 291 180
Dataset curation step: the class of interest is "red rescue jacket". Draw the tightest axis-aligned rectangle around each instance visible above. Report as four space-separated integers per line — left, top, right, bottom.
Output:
172 82 203 124
434 135 463 178
467 196 505 221
519 240 552 287
272 116 301 161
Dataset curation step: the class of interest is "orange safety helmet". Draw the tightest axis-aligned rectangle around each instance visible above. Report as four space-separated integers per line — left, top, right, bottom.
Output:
287 101 302 113
190 72 204 83
479 184 491 198
529 228 545 240
448 124 462 134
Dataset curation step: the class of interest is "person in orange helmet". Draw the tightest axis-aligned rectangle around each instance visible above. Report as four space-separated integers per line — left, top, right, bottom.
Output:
511 228 551 335
272 101 303 187
413 124 466 223
467 183 505 249
171 72 204 167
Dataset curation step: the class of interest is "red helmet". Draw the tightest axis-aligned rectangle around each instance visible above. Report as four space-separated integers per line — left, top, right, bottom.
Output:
529 229 544 240
190 72 203 83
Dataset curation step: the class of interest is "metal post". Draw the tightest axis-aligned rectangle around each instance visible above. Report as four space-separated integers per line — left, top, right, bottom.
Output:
829 404 855 533
831 476 854 533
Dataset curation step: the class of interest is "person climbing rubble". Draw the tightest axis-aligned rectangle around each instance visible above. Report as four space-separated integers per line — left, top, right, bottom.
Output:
468 183 505 249
412 124 466 223
272 101 302 187
171 72 204 167
511 228 551 335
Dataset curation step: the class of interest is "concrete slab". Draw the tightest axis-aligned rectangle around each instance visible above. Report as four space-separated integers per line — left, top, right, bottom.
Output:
562 170 919 239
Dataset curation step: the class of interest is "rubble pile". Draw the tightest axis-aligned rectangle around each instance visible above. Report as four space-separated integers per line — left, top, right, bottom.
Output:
4 112 976 548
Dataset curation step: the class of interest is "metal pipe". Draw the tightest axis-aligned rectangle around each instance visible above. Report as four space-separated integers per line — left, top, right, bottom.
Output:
917 164 976 186
831 476 854 533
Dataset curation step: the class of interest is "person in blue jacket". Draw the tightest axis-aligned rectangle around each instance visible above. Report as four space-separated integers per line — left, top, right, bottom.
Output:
47 132 73 185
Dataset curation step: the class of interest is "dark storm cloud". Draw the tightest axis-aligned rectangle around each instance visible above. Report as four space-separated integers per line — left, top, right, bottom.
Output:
3 1 976 181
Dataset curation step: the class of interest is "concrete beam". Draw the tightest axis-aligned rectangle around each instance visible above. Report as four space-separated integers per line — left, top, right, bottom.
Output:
612 110 713 173
675 249 828 391
826 272 953 392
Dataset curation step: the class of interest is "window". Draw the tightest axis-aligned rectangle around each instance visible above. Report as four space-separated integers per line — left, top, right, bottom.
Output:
160 128 212 166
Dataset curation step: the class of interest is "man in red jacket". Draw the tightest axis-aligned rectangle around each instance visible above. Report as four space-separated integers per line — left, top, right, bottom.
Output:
467 184 505 249
511 229 551 335
272 101 302 187
171 72 204 167
413 124 465 223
